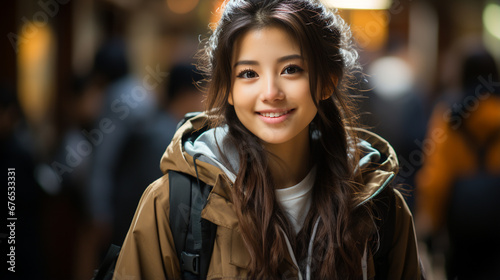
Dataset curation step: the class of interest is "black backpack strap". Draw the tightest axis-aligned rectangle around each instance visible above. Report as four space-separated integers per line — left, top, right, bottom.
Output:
169 170 193 269
372 185 397 280
92 244 121 280
169 170 216 280
199 209 217 279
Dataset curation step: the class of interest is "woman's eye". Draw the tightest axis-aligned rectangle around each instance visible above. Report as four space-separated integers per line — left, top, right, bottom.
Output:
282 65 303 75
237 70 258 79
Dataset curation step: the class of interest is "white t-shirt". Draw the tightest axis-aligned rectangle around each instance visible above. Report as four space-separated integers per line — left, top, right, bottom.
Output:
275 167 316 234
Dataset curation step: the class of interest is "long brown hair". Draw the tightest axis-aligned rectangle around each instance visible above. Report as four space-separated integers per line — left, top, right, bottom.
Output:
197 0 376 278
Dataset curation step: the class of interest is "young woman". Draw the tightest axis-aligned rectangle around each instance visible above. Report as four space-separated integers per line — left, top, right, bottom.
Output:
113 0 423 279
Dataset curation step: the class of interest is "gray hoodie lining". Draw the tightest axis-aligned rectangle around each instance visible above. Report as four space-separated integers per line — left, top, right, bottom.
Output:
184 126 238 183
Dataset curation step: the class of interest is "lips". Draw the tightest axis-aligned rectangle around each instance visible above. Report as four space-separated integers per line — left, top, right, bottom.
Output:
258 110 292 118
256 109 295 124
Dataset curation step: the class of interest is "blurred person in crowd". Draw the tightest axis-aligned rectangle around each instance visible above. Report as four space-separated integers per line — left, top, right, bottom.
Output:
86 38 156 246
0 85 46 279
161 63 206 121
41 75 105 280
57 74 113 280
46 70 109 211
359 51 428 212
416 43 500 279
105 62 204 246
59 38 135 279
85 57 204 277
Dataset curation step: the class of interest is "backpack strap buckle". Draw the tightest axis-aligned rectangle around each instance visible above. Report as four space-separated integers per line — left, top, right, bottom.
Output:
181 251 200 275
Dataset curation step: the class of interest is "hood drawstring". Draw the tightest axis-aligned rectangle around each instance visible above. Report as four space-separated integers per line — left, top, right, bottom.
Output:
193 153 204 190
280 228 304 280
362 239 368 280
306 218 321 280
279 217 320 280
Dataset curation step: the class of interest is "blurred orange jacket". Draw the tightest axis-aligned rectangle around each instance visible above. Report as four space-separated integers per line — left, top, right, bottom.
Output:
416 95 500 232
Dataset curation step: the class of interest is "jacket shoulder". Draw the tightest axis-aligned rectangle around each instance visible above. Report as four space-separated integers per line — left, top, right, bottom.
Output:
114 173 182 279
138 174 172 210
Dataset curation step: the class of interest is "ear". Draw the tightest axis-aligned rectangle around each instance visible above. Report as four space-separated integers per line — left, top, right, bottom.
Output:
228 92 234 105
321 91 333 100
320 76 338 100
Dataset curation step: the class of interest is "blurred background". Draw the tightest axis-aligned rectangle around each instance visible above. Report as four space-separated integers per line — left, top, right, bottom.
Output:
0 0 499 279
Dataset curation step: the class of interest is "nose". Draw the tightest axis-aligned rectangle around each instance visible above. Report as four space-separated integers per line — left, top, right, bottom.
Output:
260 74 284 102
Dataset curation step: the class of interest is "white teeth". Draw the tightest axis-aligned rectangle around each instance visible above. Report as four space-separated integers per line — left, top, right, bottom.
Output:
260 110 290 118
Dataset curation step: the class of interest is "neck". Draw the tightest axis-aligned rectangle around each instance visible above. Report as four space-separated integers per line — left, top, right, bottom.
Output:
264 127 313 189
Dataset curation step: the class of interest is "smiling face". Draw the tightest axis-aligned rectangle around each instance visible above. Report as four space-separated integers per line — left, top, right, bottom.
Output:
229 26 318 148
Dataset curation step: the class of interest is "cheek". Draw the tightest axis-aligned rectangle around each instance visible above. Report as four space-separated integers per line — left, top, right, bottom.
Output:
284 79 311 100
231 83 254 108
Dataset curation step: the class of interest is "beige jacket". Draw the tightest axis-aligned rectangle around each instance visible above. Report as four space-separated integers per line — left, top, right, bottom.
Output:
113 113 423 279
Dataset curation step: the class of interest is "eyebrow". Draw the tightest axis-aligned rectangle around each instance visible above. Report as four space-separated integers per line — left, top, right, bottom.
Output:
233 54 303 68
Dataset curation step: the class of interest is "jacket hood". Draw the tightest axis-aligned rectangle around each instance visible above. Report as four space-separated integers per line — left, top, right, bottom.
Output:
160 112 399 203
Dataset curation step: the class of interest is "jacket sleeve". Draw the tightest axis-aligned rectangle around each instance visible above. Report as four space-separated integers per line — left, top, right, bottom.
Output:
387 189 424 280
113 175 181 280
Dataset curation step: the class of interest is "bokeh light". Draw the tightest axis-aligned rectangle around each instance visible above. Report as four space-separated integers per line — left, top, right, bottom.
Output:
368 56 415 100
166 0 199 14
17 21 56 125
483 3 500 40
321 0 392 10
